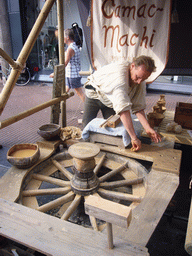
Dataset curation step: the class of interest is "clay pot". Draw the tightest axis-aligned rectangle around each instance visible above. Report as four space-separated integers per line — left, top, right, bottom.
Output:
147 112 164 128
37 123 61 141
7 143 40 169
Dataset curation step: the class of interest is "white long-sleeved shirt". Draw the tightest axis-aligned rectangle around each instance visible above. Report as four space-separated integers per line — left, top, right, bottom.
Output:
84 61 146 115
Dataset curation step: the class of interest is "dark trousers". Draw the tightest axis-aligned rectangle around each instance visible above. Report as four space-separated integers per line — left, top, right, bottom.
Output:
82 96 115 128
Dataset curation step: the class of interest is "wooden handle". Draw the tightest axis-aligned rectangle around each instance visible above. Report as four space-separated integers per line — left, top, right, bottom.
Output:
99 115 114 128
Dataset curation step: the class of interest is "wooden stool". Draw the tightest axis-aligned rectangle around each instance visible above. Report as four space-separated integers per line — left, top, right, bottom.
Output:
85 194 132 249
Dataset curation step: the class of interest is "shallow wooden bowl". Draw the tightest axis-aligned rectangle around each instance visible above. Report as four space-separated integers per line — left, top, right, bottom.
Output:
7 143 40 169
37 123 61 141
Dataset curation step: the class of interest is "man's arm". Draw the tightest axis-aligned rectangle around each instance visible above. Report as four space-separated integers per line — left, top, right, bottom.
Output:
119 110 142 151
135 109 161 143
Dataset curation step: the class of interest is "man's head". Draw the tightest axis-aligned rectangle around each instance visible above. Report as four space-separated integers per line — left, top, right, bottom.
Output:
130 56 156 84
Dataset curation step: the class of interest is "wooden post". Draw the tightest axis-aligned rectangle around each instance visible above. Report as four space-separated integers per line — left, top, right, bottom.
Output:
106 222 114 249
50 65 64 124
0 0 56 115
57 0 66 128
185 196 192 255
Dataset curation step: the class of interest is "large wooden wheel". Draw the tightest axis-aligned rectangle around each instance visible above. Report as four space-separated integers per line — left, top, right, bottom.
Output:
20 143 148 231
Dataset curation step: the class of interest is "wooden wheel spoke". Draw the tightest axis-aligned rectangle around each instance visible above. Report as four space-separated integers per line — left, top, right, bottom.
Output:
99 162 128 183
52 159 73 180
32 173 71 187
98 188 142 203
93 153 106 175
61 194 82 220
100 177 144 189
22 186 71 197
37 191 75 213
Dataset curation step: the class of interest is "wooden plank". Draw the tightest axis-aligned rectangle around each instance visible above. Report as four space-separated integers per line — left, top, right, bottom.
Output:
50 65 64 124
96 143 181 175
111 169 179 246
0 198 149 256
107 115 121 128
85 195 132 228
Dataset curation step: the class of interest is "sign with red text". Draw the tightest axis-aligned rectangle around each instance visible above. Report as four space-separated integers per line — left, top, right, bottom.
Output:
91 0 171 82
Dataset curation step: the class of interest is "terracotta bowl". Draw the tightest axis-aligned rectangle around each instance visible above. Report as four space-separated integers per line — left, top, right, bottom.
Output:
37 123 61 141
147 113 164 128
7 143 40 169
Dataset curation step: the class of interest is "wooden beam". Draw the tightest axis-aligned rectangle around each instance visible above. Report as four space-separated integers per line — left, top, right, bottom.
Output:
50 65 64 124
0 92 74 129
0 48 21 70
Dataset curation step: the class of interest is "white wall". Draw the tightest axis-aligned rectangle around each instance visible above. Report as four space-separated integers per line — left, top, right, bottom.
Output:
64 0 90 72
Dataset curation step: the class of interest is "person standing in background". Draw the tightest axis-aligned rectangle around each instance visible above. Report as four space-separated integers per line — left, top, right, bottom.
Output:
64 28 85 102
50 28 85 102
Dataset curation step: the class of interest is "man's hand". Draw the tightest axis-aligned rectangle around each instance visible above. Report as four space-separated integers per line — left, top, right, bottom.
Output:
131 138 142 151
146 127 162 143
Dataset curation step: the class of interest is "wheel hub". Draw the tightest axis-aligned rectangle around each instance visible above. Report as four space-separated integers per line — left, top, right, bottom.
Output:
68 142 100 195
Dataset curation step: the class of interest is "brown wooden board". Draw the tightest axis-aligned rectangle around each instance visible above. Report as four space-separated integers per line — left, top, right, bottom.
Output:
97 143 181 175
107 115 121 128
174 102 192 129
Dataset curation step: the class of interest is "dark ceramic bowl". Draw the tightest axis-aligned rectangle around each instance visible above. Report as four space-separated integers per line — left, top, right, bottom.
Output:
37 123 61 141
7 143 40 169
